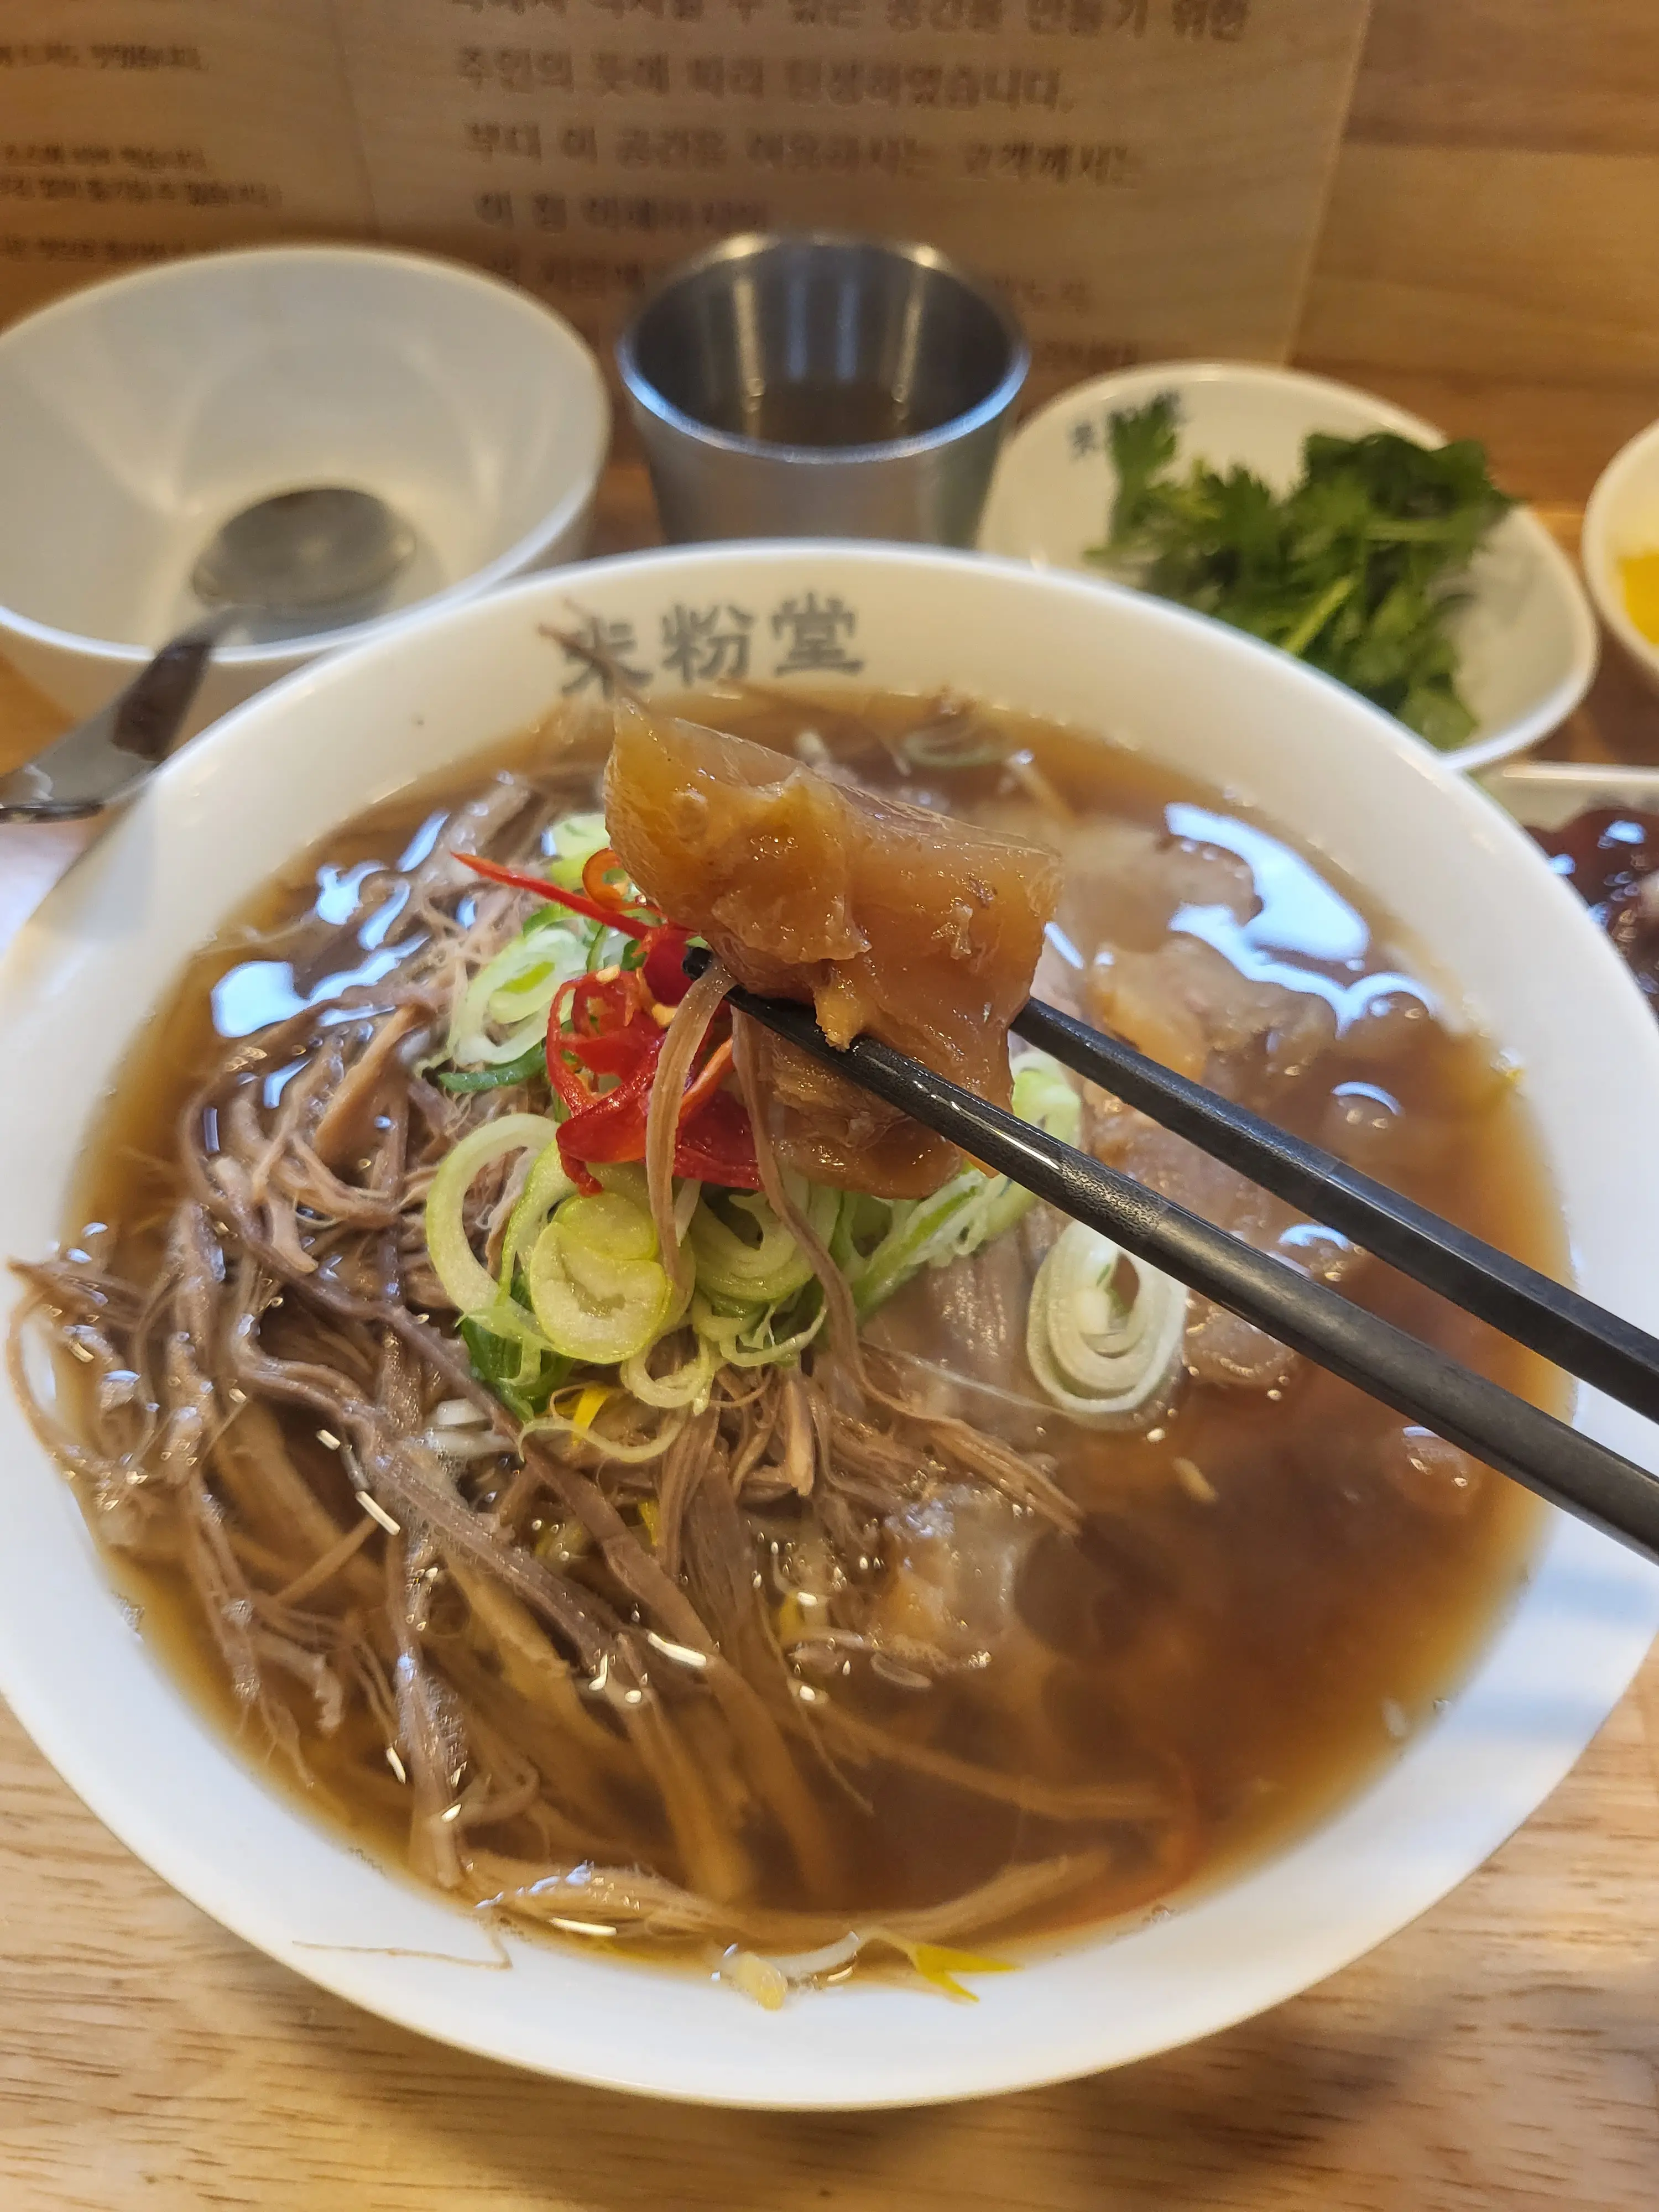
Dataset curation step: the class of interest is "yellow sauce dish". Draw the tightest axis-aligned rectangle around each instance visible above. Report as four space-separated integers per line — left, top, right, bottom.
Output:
1620 549 1659 644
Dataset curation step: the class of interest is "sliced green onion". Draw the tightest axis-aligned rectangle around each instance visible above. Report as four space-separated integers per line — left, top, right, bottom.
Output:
969 1051 1084 1248
500 1142 580 1286
829 1190 890 1274
436 1042 547 1095
1026 1222 1187 1429
542 812 611 892
592 1161 700 1242
459 1313 523 1393
526 1190 674 1364
896 717 1010 773
458 1312 570 1422
585 924 634 974
558 1190 654 1285
489 964 565 1024
849 1180 979 1318
849 1051 1082 1318
688 1182 839 1308
692 1293 826 1369
620 1328 721 1410
523 1410 684 1465
444 920 589 1071
461 1295 552 1372
424 1114 565 1315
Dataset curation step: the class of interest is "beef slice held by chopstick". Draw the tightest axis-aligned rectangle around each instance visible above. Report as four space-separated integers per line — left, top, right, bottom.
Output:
604 698 1060 1198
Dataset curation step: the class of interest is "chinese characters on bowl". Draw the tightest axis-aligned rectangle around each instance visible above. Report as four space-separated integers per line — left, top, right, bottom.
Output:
557 588 865 693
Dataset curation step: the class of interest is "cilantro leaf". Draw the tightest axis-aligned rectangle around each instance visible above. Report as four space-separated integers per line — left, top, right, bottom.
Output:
1104 390 1180 545
1084 400 1516 748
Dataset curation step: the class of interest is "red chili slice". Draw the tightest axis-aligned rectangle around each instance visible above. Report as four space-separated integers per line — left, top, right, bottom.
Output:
677 1036 734 1121
556 1051 660 1191
570 1022 662 1081
545 971 655 1099
541 920 760 1191
640 924 694 1007
580 845 639 914
672 1091 761 1190
567 969 643 1035
544 979 597 1114
455 851 651 938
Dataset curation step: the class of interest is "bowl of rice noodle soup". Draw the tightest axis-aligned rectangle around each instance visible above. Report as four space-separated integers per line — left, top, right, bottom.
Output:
3 543 1658 2109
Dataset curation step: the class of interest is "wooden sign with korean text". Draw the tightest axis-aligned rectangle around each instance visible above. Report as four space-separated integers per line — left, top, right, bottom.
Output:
0 0 1371 397
0 3 373 323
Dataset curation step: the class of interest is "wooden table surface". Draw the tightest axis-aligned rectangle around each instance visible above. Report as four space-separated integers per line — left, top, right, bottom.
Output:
3 384 1658 2211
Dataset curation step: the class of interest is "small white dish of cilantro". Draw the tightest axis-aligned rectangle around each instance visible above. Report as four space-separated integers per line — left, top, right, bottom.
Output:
979 362 1598 773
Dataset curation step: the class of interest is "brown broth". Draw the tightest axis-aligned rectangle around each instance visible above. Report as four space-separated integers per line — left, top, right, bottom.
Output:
56 686 1556 1955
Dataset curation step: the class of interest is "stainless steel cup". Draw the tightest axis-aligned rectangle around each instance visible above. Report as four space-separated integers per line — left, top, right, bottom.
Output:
617 233 1028 547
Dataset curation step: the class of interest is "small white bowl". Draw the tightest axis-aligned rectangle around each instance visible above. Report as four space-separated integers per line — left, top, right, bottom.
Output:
2 546 1657 2107
0 244 609 724
980 363 1598 774
1582 416 1659 695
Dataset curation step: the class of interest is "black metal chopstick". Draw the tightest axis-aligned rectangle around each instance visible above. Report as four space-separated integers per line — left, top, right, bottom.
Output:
705 967 1659 1568
1014 994 1659 1426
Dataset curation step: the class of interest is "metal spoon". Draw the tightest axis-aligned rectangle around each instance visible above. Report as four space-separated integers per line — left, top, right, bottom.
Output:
0 487 414 825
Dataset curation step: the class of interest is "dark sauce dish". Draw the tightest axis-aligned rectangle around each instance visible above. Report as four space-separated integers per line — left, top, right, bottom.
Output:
1530 805 1659 1009
1488 764 1659 1012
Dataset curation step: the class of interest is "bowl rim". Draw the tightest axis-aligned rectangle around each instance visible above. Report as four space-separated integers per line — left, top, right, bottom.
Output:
0 242 612 671
980 358 1600 775
1582 413 1659 678
3 538 1657 2108
615 228 1030 465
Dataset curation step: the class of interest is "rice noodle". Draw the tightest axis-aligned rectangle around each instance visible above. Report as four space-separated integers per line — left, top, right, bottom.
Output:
645 953 734 1297
814 1698 1168 1824
466 1845 1110 1953
272 1511 378 1607
732 1013 862 1376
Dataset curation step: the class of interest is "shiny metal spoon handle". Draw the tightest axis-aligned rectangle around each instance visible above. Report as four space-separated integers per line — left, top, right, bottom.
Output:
0 612 232 825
